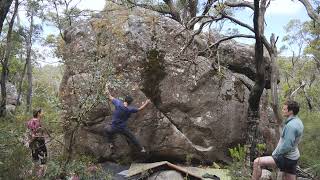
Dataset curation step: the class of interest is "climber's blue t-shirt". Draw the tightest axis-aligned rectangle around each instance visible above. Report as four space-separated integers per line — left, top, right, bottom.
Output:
111 98 139 129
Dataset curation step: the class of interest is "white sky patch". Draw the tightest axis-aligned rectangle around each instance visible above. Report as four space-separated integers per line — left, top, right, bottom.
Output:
38 0 106 66
267 0 304 15
244 0 303 15
76 0 106 11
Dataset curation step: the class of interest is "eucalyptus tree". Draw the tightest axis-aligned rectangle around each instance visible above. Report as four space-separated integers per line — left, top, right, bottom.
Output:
42 0 94 60
41 1 98 175
0 0 19 117
43 0 85 41
0 0 14 36
281 2 320 110
24 0 44 112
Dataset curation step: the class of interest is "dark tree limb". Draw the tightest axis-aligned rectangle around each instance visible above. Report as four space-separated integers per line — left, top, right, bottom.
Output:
0 0 13 36
221 12 255 33
181 17 223 53
209 34 255 49
53 1 65 40
246 0 268 166
202 0 218 15
0 0 18 117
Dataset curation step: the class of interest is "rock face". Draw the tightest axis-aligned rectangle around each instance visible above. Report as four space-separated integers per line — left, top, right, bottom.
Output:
0 82 18 114
60 3 279 163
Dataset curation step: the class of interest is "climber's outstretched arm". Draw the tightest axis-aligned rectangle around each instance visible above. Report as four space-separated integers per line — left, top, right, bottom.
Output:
105 84 114 101
138 99 151 111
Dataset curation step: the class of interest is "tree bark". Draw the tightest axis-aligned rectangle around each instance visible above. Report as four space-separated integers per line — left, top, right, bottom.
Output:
246 0 267 165
303 85 313 110
0 0 19 117
269 33 281 123
0 0 13 36
16 60 27 106
26 10 34 113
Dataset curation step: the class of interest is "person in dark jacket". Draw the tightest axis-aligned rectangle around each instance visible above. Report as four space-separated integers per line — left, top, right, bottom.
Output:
105 84 150 152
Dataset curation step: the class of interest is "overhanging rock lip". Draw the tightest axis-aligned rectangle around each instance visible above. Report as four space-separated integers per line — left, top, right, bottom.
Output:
126 161 203 179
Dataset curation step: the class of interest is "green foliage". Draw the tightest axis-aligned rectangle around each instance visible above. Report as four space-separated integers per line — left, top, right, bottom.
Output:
0 63 112 179
0 115 32 180
186 153 193 165
298 110 320 176
8 56 25 83
43 0 93 37
227 144 250 180
229 144 246 162
277 56 320 106
44 155 112 180
256 143 266 156
277 52 320 178
277 26 320 177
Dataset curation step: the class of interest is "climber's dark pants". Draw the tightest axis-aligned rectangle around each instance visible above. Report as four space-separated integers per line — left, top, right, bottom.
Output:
105 126 143 151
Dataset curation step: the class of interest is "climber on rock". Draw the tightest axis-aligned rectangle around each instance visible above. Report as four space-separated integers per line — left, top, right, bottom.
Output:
104 83 150 153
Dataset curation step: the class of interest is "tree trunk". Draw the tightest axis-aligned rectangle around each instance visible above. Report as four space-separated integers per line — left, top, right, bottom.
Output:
0 0 13 36
303 86 313 110
26 10 34 113
246 0 267 165
0 0 19 117
269 33 281 123
16 60 27 106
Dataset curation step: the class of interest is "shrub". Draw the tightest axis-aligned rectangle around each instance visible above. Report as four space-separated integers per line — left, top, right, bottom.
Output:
299 110 320 177
227 144 251 180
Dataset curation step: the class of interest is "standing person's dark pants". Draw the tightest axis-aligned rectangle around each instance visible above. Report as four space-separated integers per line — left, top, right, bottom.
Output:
105 126 143 151
29 137 47 164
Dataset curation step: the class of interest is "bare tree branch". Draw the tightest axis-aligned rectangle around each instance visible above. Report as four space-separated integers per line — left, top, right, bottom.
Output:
202 0 218 15
209 34 255 49
225 0 254 10
53 1 65 40
181 19 213 53
290 81 306 98
186 0 219 29
125 0 180 22
297 0 320 23
181 16 223 53
221 12 255 33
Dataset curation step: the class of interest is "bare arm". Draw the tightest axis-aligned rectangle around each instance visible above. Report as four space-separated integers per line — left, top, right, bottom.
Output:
138 99 151 111
105 83 114 101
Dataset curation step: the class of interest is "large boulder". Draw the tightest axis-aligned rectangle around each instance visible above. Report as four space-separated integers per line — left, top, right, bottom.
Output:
60 3 278 163
0 82 18 105
0 82 18 114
